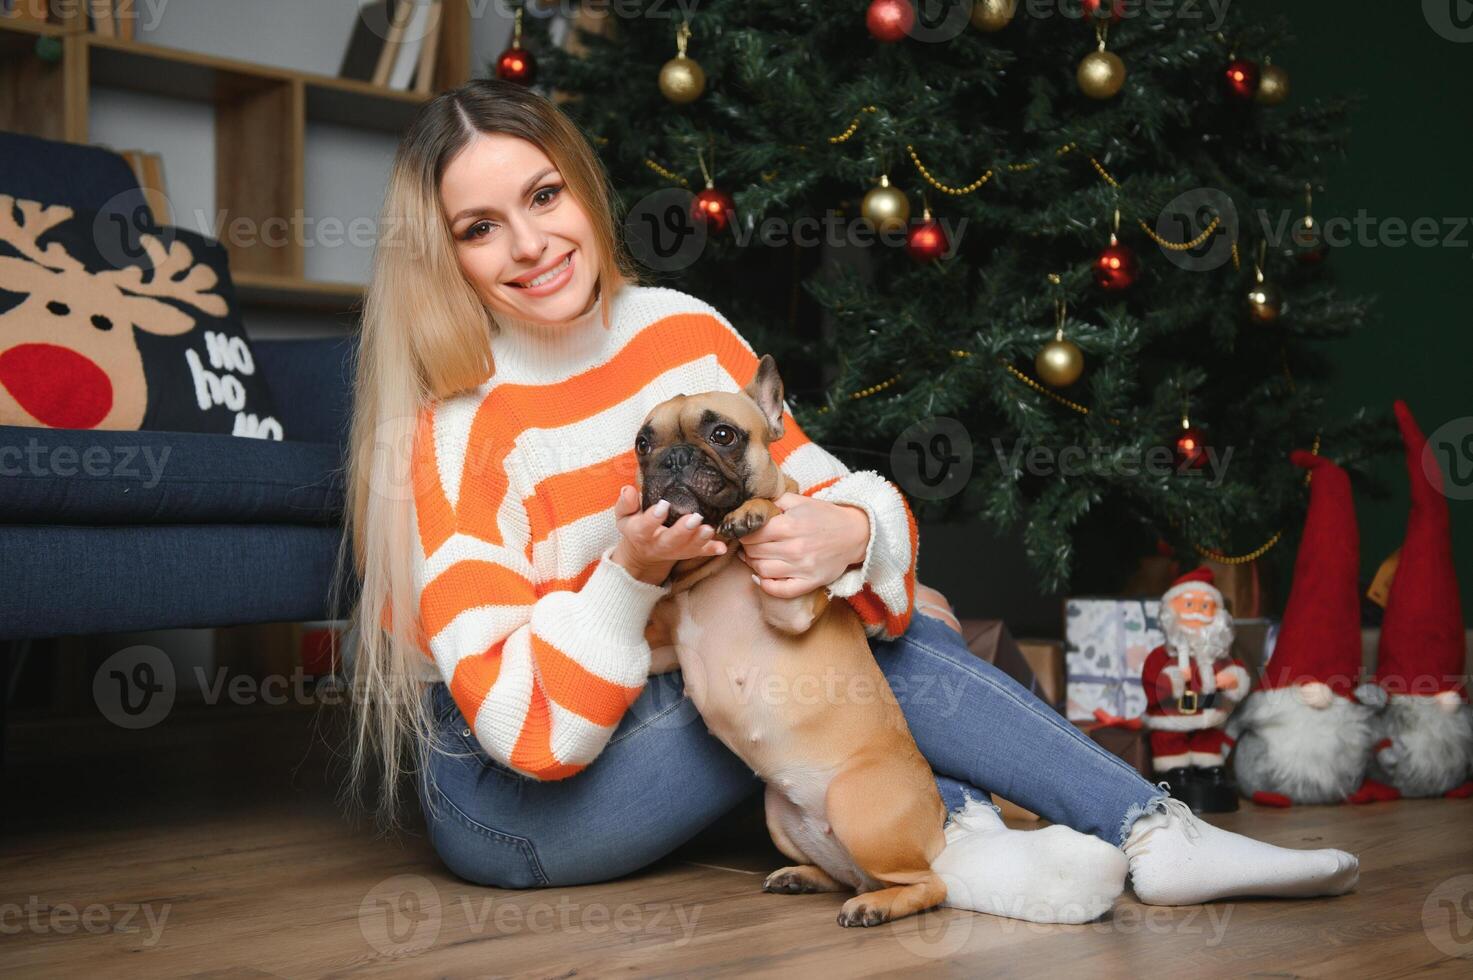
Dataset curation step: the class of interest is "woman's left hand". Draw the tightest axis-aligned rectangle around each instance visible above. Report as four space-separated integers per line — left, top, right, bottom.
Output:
737 493 869 599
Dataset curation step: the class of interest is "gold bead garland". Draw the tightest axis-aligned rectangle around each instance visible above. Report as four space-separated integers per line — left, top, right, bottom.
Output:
829 105 879 144
1140 214 1221 251
1195 531 1282 565
813 373 902 414
642 157 691 187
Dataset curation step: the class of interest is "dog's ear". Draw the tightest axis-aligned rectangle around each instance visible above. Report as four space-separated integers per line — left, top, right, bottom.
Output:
742 354 785 442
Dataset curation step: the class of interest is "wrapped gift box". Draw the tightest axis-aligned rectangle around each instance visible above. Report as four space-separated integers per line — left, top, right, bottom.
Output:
1064 598 1162 722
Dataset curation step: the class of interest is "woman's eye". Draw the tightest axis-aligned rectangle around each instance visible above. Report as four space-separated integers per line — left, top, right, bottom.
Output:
532 184 562 207
710 426 735 446
463 220 495 241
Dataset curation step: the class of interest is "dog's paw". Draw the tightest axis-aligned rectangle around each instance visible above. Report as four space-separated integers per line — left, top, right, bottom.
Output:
763 865 843 894
719 507 769 539
837 895 891 928
762 866 835 894
763 871 813 894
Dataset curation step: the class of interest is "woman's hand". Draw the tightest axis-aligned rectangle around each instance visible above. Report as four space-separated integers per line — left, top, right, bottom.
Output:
611 485 727 586
738 493 869 599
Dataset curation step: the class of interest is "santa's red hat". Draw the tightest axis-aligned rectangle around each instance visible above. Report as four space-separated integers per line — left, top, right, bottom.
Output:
1260 451 1363 697
1375 401 1467 700
1161 566 1220 605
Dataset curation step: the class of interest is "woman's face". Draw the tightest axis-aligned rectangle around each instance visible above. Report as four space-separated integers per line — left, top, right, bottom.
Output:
440 133 599 326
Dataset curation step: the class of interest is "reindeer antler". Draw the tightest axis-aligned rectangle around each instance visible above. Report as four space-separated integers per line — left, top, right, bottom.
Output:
0 194 84 273
98 234 229 318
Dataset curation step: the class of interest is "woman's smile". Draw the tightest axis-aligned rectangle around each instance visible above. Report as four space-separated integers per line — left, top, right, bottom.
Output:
507 248 575 295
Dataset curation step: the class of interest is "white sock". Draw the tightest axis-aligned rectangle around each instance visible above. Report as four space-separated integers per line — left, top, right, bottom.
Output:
936 798 1128 924
1126 798 1360 905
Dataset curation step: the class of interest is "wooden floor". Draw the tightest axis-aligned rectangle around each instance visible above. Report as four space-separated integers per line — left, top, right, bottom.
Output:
3 702 1471 979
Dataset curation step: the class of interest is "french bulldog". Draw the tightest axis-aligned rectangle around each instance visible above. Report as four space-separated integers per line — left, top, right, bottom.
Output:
634 354 1127 927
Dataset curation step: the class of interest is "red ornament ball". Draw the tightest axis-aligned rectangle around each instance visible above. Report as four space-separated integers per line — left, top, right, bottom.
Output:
497 46 536 85
691 186 735 234
866 0 914 43
905 218 948 262
1093 240 1139 290
1291 218 1329 265
1223 59 1259 101
1081 0 1125 23
1175 425 1208 468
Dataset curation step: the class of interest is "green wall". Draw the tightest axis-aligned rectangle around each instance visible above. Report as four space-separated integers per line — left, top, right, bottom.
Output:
1265 0 1473 612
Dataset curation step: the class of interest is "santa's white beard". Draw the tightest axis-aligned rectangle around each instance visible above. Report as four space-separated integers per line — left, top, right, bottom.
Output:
1160 608 1233 666
1368 695 1473 798
1228 687 1375 804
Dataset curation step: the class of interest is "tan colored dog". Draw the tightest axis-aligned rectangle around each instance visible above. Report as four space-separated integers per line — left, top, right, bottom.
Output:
636 355 1127 927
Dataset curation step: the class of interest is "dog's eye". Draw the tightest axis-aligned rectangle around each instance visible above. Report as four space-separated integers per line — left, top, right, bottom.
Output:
635 435 650 455
709 425 736 446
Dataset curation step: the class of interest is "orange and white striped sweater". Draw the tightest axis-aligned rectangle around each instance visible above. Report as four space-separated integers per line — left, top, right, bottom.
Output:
409 285 919 780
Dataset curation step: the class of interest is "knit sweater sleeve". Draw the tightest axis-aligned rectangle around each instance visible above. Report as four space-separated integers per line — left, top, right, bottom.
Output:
410 404 670 781
703 309 918 642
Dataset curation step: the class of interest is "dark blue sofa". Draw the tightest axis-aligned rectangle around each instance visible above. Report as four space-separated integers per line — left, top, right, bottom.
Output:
0 133 354 641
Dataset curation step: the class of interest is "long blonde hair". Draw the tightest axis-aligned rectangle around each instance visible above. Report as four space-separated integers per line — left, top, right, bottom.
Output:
339 78 640 829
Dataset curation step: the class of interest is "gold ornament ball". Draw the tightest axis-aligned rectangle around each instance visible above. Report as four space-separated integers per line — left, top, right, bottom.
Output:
1077 50 1126 99
970 0 1016 32
1247 281 1285 323
1036 338 1085 387
861 184 911 234
659 55 706 104
1255 64 1290 105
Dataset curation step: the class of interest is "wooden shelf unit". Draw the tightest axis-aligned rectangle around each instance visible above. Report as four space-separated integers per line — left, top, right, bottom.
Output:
0 12 471 310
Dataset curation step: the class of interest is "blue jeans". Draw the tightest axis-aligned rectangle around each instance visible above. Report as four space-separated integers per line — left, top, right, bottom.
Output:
417 611 1165 888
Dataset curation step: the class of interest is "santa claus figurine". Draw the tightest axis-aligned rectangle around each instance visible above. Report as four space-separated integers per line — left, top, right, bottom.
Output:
1141 567 1253 812
1227 451 1380 807
1360 401 1473 799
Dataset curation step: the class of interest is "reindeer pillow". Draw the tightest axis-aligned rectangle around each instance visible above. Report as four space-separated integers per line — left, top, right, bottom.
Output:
0 194 284 439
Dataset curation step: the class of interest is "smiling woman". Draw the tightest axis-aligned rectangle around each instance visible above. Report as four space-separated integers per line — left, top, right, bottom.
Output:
340 78 643 828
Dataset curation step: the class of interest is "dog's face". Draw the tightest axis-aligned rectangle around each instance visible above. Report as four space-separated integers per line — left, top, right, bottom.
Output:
635 354 788 528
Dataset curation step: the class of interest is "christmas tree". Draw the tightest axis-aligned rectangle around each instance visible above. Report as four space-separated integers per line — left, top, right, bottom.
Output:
529 0 1390 590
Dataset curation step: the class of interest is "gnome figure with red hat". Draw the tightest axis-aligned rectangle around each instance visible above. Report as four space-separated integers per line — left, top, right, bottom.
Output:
1227 451 1379 807
1360 402 1473 799
1141 567 1254 812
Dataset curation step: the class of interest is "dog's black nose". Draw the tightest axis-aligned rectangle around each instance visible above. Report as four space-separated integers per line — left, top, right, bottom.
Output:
662 444 694 471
